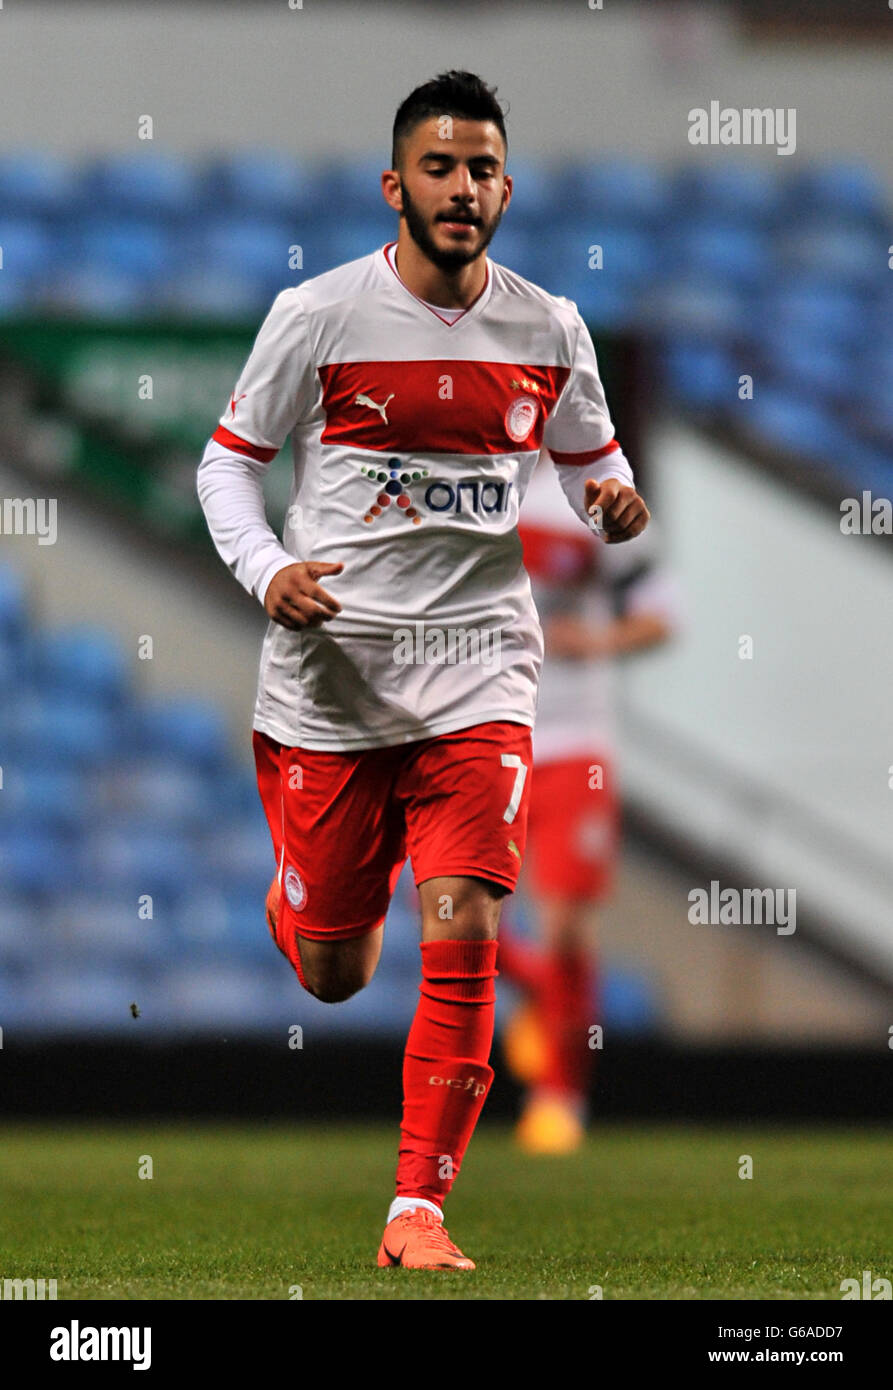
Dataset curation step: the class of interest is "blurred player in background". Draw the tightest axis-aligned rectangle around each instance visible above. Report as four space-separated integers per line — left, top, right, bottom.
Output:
197 70 649 1270
498 455 677 1153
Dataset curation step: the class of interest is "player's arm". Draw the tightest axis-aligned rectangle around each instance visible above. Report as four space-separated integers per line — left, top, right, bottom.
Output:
545 609 669 661
543 310 649 544
196 288 344 630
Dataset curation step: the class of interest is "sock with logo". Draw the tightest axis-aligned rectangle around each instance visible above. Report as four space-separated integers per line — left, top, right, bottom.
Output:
540 945 596 1101
394 939 497 1207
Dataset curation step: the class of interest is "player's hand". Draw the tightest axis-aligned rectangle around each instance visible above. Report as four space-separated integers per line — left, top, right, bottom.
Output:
584 477 650 544
264 561 344 630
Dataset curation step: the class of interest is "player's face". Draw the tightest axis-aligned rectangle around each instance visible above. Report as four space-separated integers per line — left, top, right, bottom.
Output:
395 118 511 272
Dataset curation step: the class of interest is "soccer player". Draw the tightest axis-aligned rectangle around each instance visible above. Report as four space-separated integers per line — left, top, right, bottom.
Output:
499 455 677 1153
196 70 649 1270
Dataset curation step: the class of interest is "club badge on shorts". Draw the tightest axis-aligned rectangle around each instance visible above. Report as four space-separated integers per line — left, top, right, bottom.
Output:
283 865 307 911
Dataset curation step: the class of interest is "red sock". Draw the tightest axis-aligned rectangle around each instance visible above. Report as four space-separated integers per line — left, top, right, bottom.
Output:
540 947 596 1100
496 921 545 997
396 939 497 1206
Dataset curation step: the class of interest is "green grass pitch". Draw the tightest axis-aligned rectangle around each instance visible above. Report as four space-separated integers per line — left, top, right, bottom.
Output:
0 1121 889 1300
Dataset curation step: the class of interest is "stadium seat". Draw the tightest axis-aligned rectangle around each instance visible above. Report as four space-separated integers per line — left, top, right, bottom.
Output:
312 215 400 272
787 160 890 224
0 763 87 832
39 265 151 318
199 819 274 895
557 158 668 224
778 223 881 289
659 340 739 411
0 216 56 285
205 151 320 220
75 217 178 282
155 266 270 319
671 163 780 225
94 758 218 830
6 692 119 764
82 820 194 901
33 625 129 706
130 697 229 768
0 895 44 969
172 886 271 962
741 385 851 463
647 278 746 337
669 223 771 289
0 151 79 216
0 565 27 643
200 215 301 288
762 280 865 348
45 892 160 964
0 824 79 897
761 330 850 398
79 152 199 218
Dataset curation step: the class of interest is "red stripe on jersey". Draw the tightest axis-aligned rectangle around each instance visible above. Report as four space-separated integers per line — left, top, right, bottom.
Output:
212 425 278 463
518 520 598 584
317 360 570 456
548 439 619 466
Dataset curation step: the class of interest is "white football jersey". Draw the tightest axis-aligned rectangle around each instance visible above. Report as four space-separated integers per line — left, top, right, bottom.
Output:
197 241 634 751
519 456 677 763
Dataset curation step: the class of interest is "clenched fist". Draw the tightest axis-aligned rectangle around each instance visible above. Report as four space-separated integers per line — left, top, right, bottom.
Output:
264 561 344 631
584 477 650 544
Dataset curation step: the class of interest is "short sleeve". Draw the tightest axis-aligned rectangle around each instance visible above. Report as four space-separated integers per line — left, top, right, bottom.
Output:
212 287 317 462
543 309 617 464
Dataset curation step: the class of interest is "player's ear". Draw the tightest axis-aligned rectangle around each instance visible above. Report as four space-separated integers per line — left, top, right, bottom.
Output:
381 169 403 214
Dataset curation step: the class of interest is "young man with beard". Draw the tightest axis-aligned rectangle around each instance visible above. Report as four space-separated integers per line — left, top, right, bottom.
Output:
197 69 648 1270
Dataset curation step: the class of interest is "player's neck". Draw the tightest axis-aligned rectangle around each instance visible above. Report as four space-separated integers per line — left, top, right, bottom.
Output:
392 233 487 309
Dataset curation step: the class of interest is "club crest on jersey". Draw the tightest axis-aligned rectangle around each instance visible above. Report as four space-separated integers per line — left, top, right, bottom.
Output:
283 865 307 911
505 393 540 444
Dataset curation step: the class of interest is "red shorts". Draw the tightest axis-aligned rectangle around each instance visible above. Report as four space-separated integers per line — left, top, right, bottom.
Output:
524 754 619 901
253 720 533 941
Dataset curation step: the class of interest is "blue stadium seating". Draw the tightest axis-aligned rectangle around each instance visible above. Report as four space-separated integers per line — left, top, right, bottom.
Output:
5 148 888 477
206 151 322 220
33 625 129 706
0 215 57 287
0 151 79 216
79 152 200 219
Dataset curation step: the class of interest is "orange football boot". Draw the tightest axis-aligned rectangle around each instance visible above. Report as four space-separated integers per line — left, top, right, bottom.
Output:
502 999 549 1087
515 1091 585 1154
376 1208 475 1270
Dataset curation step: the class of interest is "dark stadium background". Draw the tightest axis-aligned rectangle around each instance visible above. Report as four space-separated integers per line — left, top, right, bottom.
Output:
0 0 891 1134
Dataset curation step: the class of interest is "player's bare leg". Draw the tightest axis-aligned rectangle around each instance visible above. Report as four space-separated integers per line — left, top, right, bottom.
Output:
265 875 383 1002
377 875 505 1271
296 928 384 1003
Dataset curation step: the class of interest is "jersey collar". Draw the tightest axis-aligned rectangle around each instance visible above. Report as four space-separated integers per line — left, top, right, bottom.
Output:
376 241 493 327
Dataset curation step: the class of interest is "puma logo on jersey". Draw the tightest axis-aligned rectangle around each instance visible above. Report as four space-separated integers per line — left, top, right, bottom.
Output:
355 391 395 424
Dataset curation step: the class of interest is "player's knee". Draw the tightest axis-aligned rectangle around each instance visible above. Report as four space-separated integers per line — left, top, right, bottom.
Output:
299 959 375 1004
